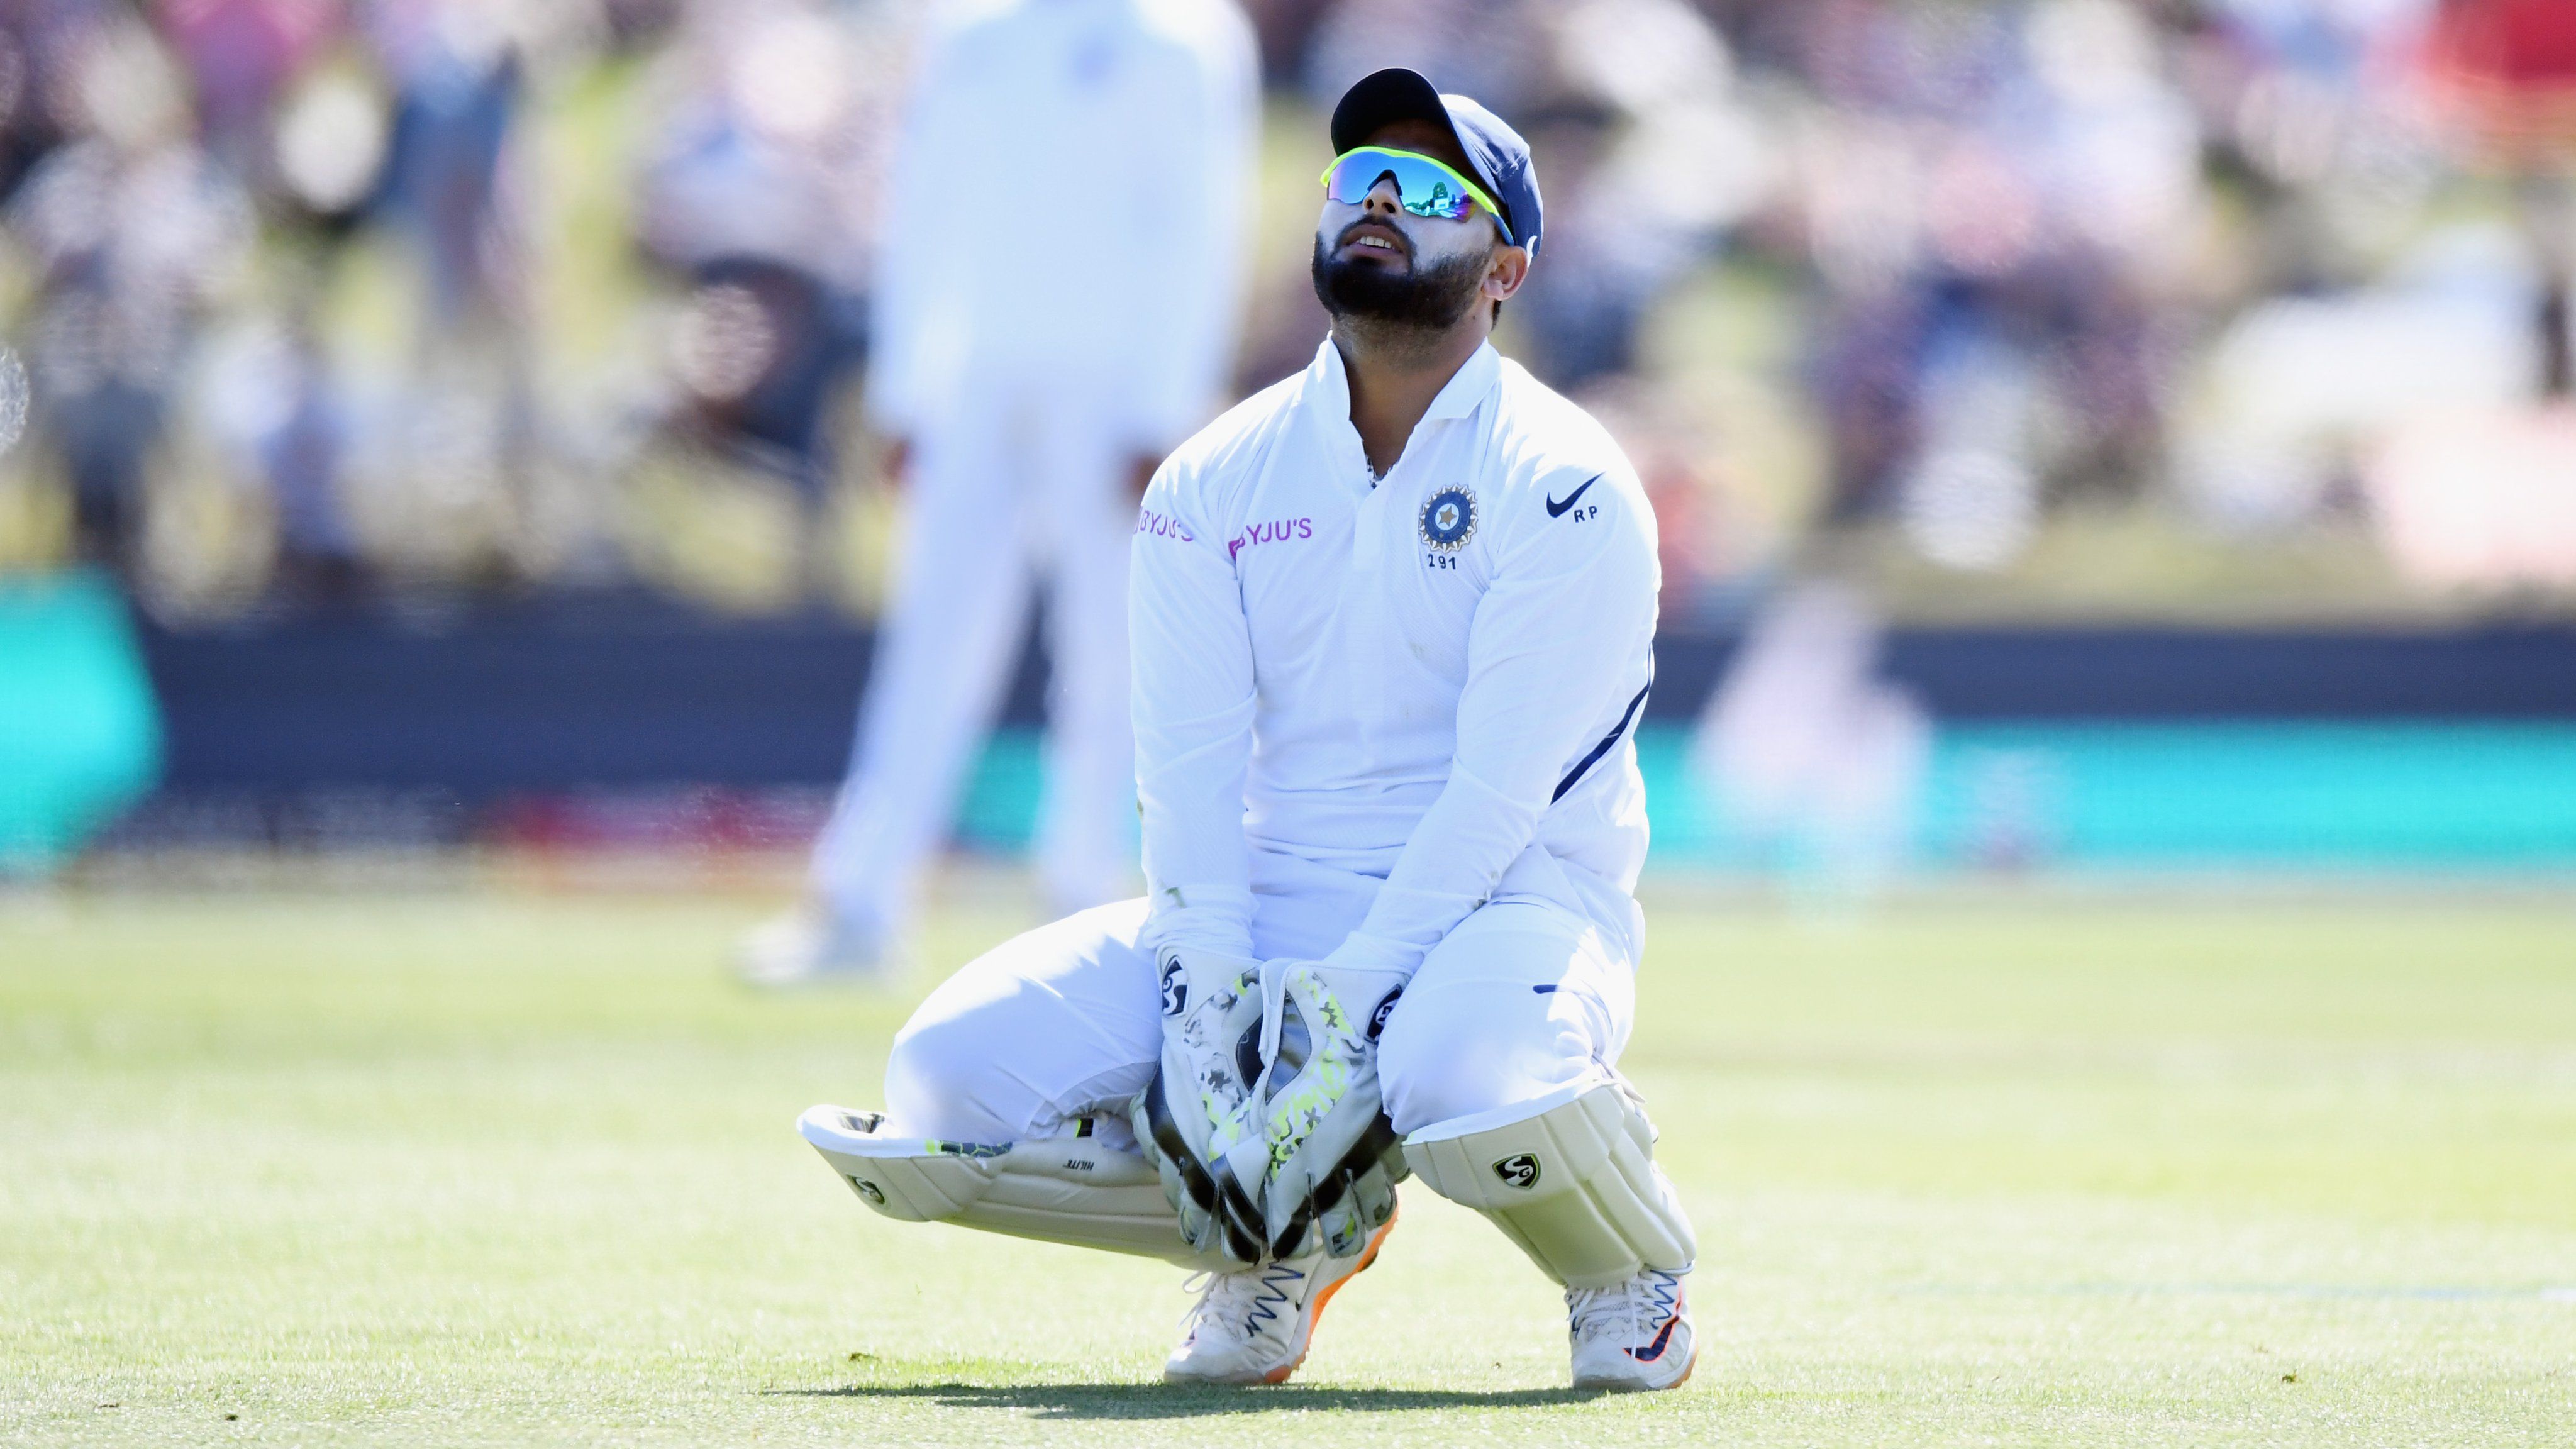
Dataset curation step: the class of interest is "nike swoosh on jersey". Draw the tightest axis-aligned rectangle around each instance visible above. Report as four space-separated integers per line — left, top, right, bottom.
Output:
1545 475 1602 517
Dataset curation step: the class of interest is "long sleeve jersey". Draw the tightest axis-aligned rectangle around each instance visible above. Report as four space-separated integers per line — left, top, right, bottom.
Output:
1132 338 1661 975
867 0 1257 452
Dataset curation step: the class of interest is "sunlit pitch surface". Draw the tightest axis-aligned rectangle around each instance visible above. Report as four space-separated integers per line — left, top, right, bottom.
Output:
4 891 2573 1446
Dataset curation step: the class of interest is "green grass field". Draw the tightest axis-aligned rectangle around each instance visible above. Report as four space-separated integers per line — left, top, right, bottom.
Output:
5 884 2575 1445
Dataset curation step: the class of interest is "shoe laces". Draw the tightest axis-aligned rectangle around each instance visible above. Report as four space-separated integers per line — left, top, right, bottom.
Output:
1179 1259 1313 1348
1567 1267 1684 1346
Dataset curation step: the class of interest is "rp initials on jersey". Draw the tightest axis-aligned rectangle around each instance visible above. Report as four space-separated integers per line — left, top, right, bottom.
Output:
1547 474 1602 524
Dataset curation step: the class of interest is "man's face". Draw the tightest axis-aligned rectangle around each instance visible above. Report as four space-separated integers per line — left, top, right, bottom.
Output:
1311 118 1504 330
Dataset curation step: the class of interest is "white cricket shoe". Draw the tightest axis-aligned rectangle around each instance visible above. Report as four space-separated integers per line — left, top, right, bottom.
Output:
1163 1209 1397 1385
1568 1266 1696 1391
733 907 892 986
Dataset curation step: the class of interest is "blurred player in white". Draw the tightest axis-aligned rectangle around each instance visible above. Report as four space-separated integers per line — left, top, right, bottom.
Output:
798 69 1696 1391
741 0 1258 981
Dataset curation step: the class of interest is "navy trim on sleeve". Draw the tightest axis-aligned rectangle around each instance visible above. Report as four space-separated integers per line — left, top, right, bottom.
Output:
1550 664 1653 804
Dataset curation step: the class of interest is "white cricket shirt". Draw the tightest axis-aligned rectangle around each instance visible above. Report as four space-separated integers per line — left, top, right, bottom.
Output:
867 0 1257 453
1132 338 1660 974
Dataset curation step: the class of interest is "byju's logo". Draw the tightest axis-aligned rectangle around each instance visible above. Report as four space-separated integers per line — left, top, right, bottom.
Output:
1227 516 1313 561
849 1177 886 1206
1493 1153 1541 1190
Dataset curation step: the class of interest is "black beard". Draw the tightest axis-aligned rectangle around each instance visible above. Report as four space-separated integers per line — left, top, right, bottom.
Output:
1310 233 1487 331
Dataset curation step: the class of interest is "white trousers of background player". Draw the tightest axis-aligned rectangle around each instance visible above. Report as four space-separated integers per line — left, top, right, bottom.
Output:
882 896 1638 1150
811 364 1138 941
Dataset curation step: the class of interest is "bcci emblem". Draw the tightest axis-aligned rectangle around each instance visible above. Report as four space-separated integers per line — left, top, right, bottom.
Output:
1419 487 1477 552
1493 1153 1541 1190
849 1176 886 1207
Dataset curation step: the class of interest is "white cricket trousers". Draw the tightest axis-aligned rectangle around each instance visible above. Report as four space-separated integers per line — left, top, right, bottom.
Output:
811 364 1138 938
884 896 1638 1148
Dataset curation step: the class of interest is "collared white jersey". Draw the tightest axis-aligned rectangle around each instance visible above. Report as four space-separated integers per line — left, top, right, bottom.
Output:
1132 338 1660 975
867 0 1258 452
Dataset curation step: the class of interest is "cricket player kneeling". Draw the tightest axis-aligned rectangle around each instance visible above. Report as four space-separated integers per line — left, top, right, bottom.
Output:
797 65 1697 1392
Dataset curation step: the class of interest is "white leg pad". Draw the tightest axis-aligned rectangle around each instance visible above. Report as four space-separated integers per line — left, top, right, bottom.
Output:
1401 1080 1695 1290
798 1105 1231 1269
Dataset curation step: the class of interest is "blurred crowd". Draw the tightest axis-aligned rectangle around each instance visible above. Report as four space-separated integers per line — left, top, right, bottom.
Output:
1 0 2573 625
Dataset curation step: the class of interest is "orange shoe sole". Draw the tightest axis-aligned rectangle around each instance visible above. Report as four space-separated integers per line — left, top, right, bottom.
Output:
1258 1204 1400 1385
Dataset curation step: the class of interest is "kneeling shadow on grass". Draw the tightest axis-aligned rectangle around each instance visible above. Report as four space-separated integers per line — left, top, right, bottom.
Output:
772 1382 1606 1419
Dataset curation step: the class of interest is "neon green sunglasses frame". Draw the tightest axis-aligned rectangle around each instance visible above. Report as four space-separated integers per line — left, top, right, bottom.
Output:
1319 145 1513 243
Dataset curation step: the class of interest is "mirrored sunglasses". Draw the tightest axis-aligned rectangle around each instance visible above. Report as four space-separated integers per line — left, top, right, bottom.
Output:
1318 146 1513 243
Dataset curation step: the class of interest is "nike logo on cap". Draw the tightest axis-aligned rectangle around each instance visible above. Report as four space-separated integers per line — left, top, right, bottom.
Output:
1545 475 1601 517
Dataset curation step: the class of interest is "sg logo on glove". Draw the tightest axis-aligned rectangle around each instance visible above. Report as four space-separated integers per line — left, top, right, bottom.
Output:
1492 1153 1542 1191
1160 961 1188 1017
1367 986 1402 1042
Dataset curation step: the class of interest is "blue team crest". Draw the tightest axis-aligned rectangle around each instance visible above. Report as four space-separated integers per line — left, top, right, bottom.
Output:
1419 487 1477 552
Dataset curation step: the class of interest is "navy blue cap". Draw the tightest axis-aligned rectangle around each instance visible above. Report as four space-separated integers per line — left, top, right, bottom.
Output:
1330 67 1543 258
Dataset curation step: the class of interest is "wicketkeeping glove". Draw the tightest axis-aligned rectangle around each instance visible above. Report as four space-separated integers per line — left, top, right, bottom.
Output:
1129 944 1271 1265
1250 959 1412 1261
